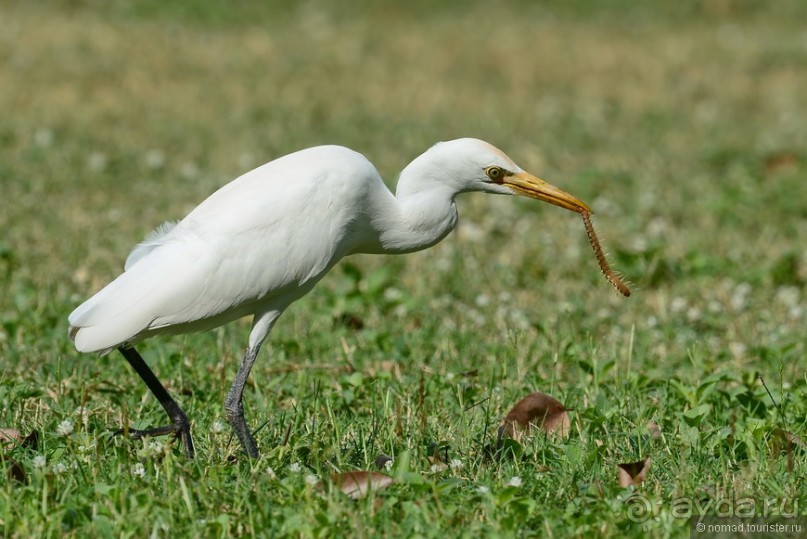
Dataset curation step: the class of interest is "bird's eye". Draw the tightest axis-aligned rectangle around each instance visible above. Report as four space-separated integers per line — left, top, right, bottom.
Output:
485 166 505 183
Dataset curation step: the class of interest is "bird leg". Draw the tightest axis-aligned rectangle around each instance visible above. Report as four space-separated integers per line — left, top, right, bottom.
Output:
224 345 261 458
117 346 195 458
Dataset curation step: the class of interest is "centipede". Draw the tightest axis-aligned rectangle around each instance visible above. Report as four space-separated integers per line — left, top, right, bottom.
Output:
581 210 631 297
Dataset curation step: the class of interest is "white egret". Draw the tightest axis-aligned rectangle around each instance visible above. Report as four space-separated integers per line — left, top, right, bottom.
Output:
68 138 597 458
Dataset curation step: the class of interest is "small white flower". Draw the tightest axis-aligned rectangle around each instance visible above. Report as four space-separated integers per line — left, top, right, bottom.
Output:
265 466 277 479
630 236 648 252
304 474 319 486
181 161 199 179
384 459 394 472
776 286 800 308
56 419 74 437
507 476 523 488
211 420 227 434
730 283 752 312
32 455 47 469
33 128 54 147
148 440 164 454
288 462 302 473
461 222 486 242
670 297 687 314
508 309 531 330
238 152 256 170
77 442 96 453
729 342 747 358
52 461 68 475
383 287 403 301
476 485 490 494
449 459 464 471
131 463 146 479
466 308 486 325
87 152 108 172
145 150 166 170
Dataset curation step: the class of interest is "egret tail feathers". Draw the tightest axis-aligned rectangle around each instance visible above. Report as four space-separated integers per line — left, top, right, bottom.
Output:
124 221 178 271
69 241 200 353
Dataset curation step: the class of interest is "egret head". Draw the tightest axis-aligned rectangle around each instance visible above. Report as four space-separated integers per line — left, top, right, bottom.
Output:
415 138 591 214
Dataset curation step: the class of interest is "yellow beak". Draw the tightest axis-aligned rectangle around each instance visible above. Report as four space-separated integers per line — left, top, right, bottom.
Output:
504 172 592 214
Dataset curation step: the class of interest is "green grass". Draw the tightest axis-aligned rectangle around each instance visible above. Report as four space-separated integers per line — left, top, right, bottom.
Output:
1 0 805 537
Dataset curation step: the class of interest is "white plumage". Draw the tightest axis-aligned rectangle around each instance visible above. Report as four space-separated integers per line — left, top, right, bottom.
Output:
68 138 591 458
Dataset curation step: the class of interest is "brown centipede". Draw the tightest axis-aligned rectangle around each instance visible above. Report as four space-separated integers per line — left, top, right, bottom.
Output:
581 210 631 297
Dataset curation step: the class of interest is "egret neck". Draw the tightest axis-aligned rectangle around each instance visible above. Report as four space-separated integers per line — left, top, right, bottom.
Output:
361 152 466 255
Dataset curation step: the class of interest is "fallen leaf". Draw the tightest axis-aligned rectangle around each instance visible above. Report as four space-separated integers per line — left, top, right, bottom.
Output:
0 429 21 448
771 428 805 472
328 471 394 500
772 429 805 450
22 430 40 451
618 458 651 488
764 151 799 175
499 392 570 440
334 313 364 330
5 458 26 483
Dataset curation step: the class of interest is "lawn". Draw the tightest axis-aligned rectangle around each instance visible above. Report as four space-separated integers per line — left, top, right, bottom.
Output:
0 1 805 537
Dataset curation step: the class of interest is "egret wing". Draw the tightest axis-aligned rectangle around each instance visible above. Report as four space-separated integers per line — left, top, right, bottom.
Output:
69 146 377 353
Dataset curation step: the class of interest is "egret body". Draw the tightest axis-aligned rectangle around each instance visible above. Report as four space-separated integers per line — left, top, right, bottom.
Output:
68 138 592 458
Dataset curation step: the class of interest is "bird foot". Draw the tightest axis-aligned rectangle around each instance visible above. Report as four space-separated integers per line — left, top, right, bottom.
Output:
114 419 195 458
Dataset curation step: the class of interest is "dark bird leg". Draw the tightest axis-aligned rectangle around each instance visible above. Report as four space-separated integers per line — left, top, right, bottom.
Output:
117 346 195 458
224 345 261 458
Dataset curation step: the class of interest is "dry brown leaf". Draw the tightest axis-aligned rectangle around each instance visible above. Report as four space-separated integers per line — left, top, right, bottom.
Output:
618 458 651 488
771 428 805 471
5 458 26 483
22 430 40 451
499 392 570 440
334 312 365 330
329 471 394 500
0 429 22 448
764 152 799 175
772 429 805 450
